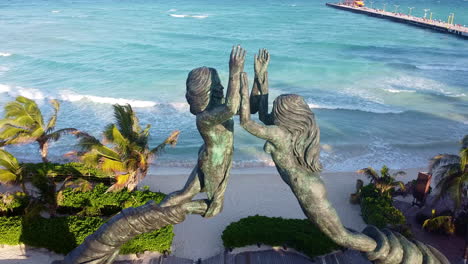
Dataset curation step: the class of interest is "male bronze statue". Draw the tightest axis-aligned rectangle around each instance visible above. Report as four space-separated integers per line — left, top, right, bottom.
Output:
160 45 245 218
60 47 450 264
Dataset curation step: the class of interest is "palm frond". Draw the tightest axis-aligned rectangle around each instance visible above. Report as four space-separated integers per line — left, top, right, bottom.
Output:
0 149 21 172
113 104 136 140
392 171 406 178
150 130 180 155
432 163 460 182
357 167 380 182
100 158 126 174
461 135 468 150
0 169 17 184
6 96 44 128
46 128 78 142
45 99 60 133
428 154 460 174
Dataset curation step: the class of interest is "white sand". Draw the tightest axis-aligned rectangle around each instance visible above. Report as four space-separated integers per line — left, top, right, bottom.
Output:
0 167 424 262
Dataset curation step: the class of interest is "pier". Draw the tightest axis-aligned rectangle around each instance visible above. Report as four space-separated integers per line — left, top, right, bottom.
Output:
326 3 468 39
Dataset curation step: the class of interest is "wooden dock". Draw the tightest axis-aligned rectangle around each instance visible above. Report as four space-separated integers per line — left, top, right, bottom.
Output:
326 3 468 39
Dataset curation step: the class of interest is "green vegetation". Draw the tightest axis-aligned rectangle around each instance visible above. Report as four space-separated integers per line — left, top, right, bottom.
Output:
422 215 455 235
221 215 340 258
0 96 178 255
0 149 27 193
57 183 165 216
358 165 405 195
353 166 409 234
22 162 112 180
429 135 468 209
77 104 179 192
0 216 173 254
0 96 78 163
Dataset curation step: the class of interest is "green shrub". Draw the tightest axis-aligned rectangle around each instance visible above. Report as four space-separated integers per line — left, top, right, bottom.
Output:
0 215 174 254
0 216 22 244
0 192 29 216
222 215 340 258
358 184 406 230
361 197 406 228
57 183 165 216
423 216 455 235
22 162 112 180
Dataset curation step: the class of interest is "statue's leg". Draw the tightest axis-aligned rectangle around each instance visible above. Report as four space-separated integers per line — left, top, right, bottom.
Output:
203 162 232 218
160 166 202 207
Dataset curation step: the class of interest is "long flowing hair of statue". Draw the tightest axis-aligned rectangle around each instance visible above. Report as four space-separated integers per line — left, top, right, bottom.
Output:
272 94 322 172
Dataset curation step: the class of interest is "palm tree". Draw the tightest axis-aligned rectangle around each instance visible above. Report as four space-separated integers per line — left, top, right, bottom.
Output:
429 135 468 209
358 165 406 195
0 96 78 163
0 149 27 194
77 104 179 192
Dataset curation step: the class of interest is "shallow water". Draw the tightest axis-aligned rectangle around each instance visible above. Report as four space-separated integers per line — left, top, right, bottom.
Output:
0 0 467 171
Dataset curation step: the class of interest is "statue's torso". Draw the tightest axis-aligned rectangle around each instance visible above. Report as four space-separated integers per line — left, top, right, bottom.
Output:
196 118 234 197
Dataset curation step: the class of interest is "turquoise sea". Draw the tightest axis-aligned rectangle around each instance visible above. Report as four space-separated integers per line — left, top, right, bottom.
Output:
0 0 467 171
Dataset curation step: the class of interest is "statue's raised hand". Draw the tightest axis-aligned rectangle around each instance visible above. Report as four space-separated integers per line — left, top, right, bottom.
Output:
229 45 246 74
254 48 270 77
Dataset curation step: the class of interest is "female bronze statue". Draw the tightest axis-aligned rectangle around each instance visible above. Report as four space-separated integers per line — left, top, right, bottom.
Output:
160 45 246 218
238 49 449 264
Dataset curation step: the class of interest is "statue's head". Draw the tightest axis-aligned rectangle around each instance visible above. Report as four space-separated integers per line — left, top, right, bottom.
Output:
186 67 224 115
272 94 322 172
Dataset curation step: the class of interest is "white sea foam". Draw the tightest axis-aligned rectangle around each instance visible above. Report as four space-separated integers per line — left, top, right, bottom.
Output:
51 10 60 13
0 52 11 57
0 66 9 72
385 75 466 97
168 9 177 12
170 14 208 19
416 64 468 72
0 84 11 93
58 90 157 108
170 14 188 18
0 84 46 100
384 88 416 93
307 103 403 114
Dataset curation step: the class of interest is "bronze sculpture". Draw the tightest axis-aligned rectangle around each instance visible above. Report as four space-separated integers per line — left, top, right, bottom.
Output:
160 45 245 218
239 49 449 264
60 47 450 264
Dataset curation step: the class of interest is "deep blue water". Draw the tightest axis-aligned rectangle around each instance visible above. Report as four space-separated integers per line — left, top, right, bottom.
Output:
0 0 467 171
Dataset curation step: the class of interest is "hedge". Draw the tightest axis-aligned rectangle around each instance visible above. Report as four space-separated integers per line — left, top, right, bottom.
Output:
22 162 113 182
221 215 340 258
359 184 407 231
57 184 166 216
0 215 173 255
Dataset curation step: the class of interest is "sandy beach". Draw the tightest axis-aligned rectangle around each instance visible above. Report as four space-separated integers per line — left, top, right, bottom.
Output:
0 167 425 263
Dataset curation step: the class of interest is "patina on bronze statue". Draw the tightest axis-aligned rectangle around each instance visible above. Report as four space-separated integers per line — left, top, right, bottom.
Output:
59 46 450 264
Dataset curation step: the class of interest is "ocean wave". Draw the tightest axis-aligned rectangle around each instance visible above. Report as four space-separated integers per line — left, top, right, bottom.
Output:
384 75 466 98
0 52 11 57
0 66 9 72
307 103 404 114
51 10 60 13
384 88 416 93
416 64 468 72
58 90 157 108
0 84 46 100
170 14 208 19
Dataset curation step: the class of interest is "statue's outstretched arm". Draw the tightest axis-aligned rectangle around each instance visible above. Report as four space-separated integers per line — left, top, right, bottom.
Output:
250 49 273 126
198 46 245 125
240 72 284 142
